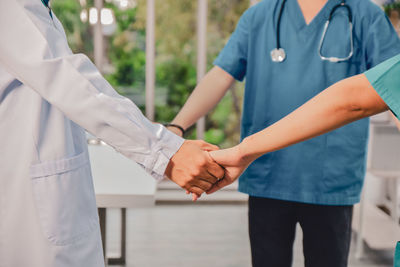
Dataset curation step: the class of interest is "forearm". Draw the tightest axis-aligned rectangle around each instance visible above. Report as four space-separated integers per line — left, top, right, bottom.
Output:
171 66 234 131
240 74 388 162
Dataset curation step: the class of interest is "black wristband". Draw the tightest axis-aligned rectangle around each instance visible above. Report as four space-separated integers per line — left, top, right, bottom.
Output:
164 123 186 136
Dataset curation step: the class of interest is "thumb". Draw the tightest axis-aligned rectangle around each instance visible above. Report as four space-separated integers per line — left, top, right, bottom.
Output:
209 149 233 165
197 141 220 152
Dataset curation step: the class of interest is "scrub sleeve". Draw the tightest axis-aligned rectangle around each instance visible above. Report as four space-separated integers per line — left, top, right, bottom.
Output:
395 242 400 267
365 54 400 119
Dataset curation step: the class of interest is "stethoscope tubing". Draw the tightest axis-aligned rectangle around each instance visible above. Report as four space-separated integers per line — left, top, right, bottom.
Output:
318 20 354 63
276 0 287 49
272 0 353 63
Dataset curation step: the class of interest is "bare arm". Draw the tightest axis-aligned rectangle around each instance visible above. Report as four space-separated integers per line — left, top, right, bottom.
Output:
240 74 388 160
167 66 235 135
207 74 389 193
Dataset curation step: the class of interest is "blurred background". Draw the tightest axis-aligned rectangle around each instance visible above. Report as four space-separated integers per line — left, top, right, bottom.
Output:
53 0 400 266
54 0 248 146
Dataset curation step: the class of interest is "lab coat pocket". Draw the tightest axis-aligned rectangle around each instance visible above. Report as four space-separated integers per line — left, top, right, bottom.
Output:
30 152 99 246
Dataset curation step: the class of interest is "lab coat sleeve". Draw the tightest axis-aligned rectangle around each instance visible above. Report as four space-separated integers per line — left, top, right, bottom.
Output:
0 1 184 180
363 6 400 69
213 7 252 81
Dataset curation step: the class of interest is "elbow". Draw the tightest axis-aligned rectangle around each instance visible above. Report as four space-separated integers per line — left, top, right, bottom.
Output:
347 103 369 116
335 102 368 124
341 75 389 120
341 96 378 120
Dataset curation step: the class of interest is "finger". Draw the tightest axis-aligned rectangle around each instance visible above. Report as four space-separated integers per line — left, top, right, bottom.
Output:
205 170 220 184
195 140 220 151
202 144 220 152
189 178 214 191
196 169 219 184
208 149 229 165
204 152 225 180
208 150 219 161
192 158 221 184
206 178 231 194
206 184 220 195
192 193 200 201
186 190 190 195
188 186 204 196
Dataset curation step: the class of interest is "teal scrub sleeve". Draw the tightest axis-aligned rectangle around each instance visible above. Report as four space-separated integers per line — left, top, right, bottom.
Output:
364 7 400 68
395 242 400 267
213 8 252 81
364 54 400 119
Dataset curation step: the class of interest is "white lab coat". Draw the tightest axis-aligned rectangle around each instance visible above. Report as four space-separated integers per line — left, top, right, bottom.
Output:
0 1 184 266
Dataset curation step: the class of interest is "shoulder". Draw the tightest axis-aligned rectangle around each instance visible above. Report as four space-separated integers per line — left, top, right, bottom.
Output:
240 0 279 24
348 0 387 21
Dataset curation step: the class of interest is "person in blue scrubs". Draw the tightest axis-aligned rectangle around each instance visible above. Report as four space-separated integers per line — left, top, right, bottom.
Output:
206 54 400 258
166 1 400 266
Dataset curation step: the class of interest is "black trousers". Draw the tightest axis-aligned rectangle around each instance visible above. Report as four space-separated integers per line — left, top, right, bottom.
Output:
249 196 353 267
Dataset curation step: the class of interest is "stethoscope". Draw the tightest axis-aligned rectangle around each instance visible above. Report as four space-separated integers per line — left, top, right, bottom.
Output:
41 0 53 20
270 0 354 63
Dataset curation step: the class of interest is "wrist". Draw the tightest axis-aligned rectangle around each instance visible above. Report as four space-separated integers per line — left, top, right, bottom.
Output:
166 126 183 137
165 123 185 137
238 137 261 164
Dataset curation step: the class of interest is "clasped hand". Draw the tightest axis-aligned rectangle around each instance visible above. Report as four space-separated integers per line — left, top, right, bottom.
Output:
165 140 251 200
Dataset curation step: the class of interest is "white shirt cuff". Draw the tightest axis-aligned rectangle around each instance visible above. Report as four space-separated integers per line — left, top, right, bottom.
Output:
146 126 185 180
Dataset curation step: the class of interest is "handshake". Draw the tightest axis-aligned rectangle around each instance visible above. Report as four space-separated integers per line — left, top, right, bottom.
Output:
164 139 252 200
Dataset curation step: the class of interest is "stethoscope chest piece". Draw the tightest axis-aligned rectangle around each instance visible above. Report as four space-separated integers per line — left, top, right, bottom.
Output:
271 48 286 63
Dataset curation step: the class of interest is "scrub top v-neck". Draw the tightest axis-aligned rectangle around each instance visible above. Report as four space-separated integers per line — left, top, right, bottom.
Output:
288 0 336 34
214 0 400 205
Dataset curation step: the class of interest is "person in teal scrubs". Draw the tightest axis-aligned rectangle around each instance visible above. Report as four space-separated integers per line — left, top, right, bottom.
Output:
166 1 400 266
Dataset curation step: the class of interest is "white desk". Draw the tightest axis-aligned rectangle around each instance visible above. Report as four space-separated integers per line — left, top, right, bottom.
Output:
89 143 156 265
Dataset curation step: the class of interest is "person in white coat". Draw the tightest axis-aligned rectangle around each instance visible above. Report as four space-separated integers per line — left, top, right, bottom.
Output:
0 1 225 266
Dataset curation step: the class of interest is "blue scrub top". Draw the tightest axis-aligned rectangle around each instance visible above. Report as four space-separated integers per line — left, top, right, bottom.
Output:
365 53 400 118
214 0 400 205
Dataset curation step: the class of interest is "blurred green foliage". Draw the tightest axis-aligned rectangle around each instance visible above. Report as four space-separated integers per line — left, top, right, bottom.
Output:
52 0 93 54
52 0 247 147
105 5 146 87
384 2 400 16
